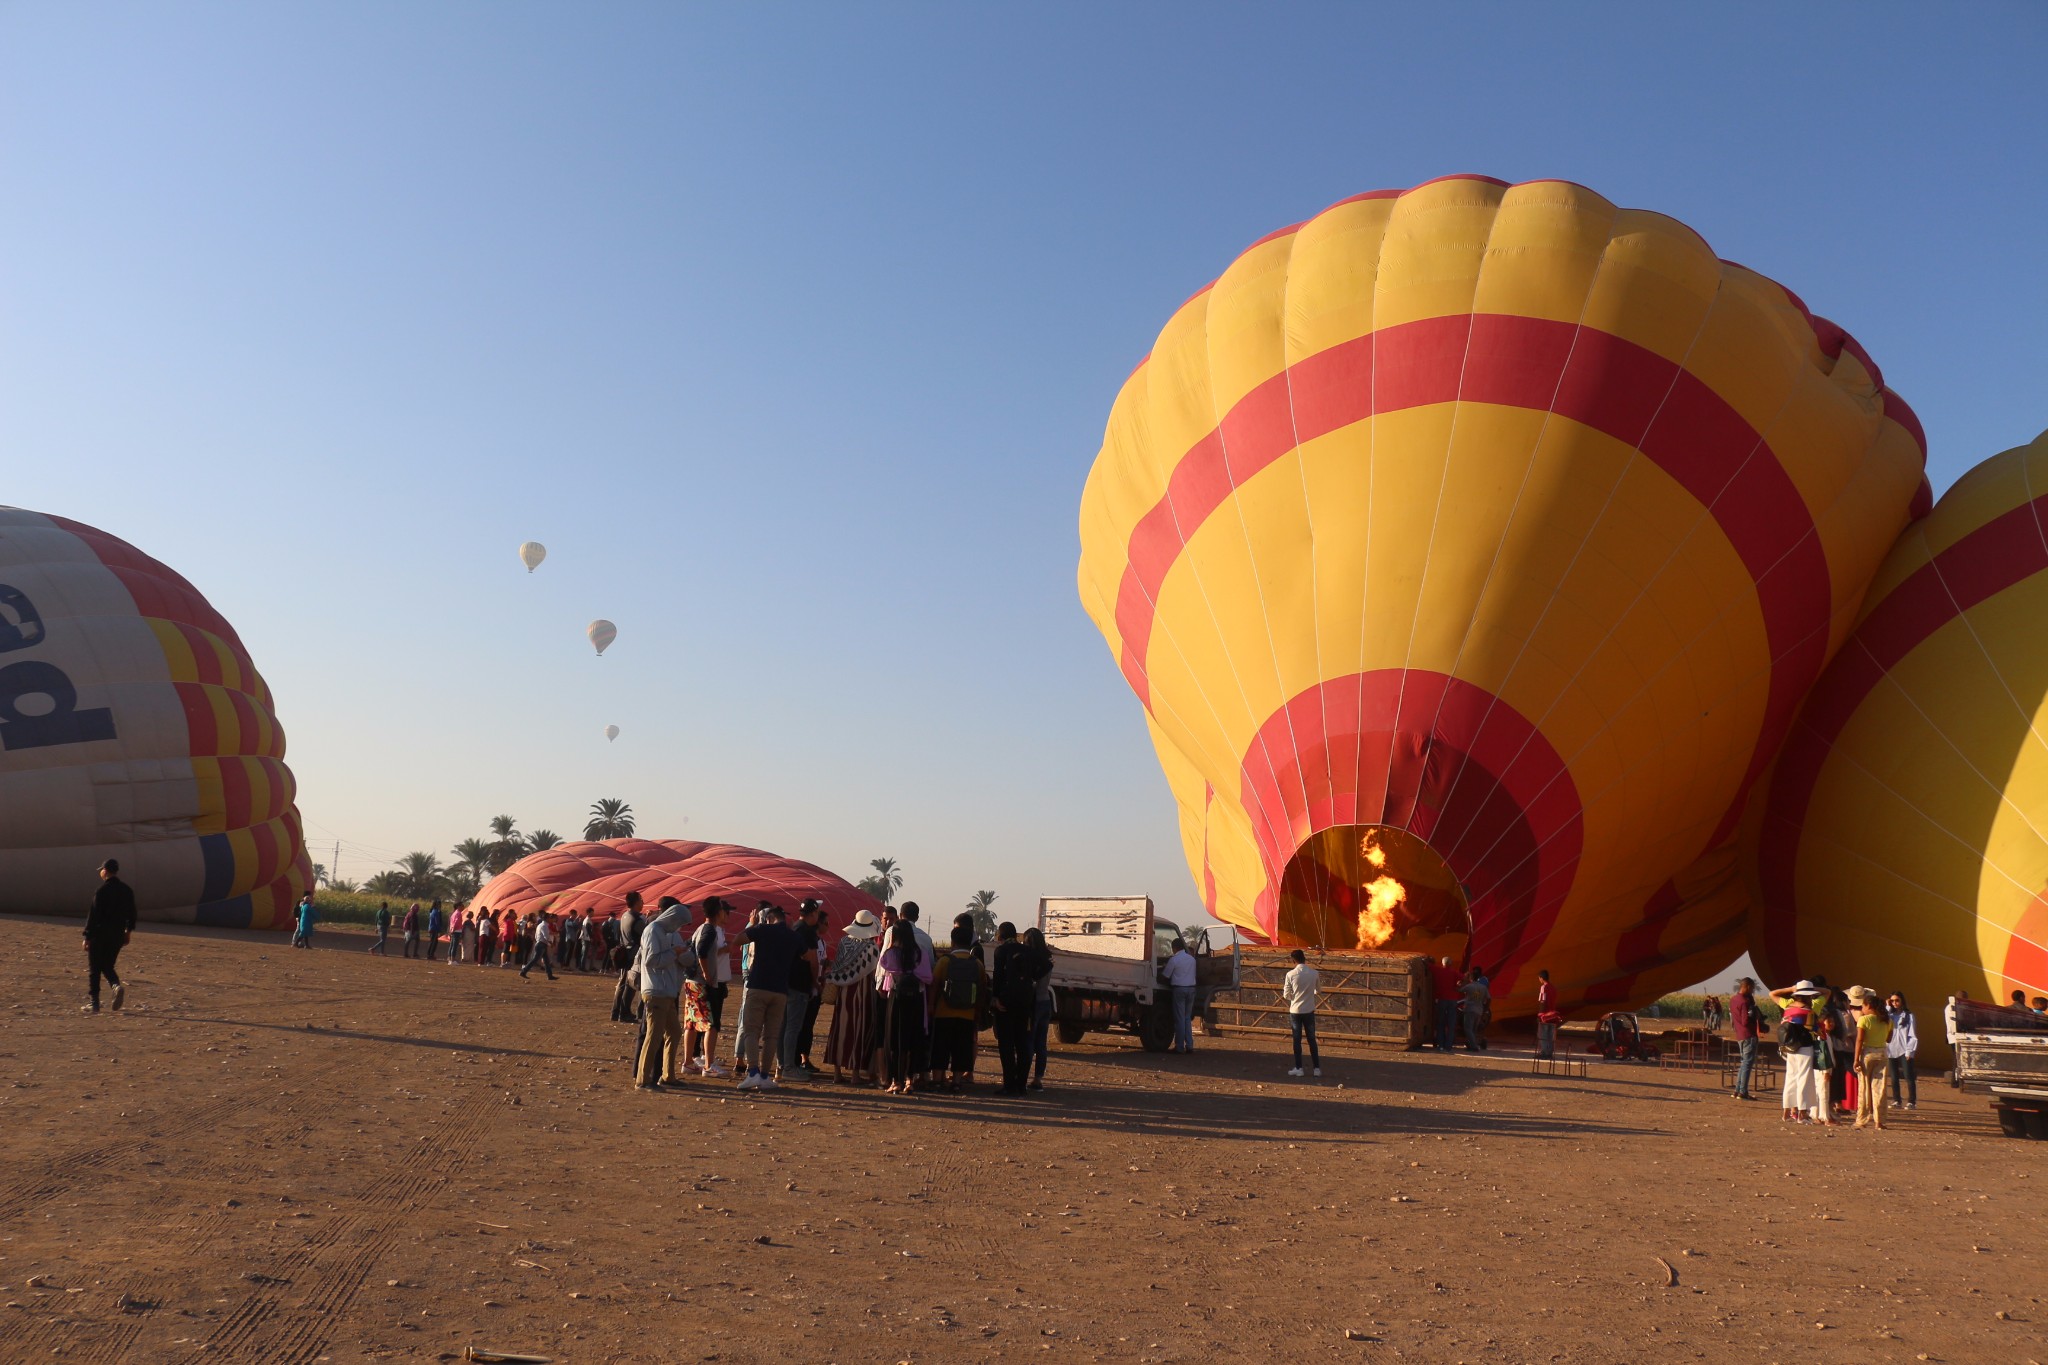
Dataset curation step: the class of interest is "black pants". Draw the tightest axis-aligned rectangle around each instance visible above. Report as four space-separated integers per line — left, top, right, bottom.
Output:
993 1006 1031 1092
798 989 824 1063
522 943 555 980
87 939 123 1003
882 986 926 1088
426 933 440 961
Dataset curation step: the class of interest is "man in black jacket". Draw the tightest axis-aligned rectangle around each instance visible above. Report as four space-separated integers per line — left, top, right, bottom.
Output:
990 921 1033 1095
82 858 137 1013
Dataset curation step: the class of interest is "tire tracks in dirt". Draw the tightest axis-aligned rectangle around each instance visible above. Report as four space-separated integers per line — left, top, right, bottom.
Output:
173 1085 499 1364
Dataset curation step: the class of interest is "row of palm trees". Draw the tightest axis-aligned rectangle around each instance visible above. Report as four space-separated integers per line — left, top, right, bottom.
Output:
855 857 1001 941
337 801 636 901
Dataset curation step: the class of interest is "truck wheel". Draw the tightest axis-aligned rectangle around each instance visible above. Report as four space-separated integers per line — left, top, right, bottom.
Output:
2024 1108 2048 1141
1997 1102 2027 1138
1140 1004 1174 1053
1055 1020 1088 1046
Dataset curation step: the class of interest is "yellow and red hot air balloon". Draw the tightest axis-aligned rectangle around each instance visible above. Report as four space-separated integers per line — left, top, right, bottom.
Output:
1077 176 1928 1017
1748 428 2048 1042
0 508 312 927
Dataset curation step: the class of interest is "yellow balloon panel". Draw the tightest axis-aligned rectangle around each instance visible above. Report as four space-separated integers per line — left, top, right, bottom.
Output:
1750 430 2048 1031
1079 176 1926 1015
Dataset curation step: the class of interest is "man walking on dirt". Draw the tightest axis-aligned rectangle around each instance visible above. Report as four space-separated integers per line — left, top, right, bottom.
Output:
82 858 136 1013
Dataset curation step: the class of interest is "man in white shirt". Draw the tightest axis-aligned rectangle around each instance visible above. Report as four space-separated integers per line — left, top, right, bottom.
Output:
1162 939 1198 1053
1282 948 1321 1077
520 912 557 981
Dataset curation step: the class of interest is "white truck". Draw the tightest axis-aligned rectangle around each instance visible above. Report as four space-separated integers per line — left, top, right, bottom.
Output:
1036 896 1239 1052
1945 996 2048 1139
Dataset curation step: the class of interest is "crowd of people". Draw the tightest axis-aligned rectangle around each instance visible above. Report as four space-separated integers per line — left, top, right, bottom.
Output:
1716 975 1922 1131
351 897 624 974
622 894 1060 1097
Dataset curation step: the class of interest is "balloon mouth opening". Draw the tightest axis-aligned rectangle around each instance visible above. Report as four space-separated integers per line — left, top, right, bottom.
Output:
1274 824 1471 958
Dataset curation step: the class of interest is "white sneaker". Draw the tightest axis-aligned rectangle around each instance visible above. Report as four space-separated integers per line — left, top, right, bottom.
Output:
702 1063 730 1079
758 1075 780 1090
112 983 125 1011
1312 1067 1322 1077
1287 1067 1304 1077
736 1073 761 1091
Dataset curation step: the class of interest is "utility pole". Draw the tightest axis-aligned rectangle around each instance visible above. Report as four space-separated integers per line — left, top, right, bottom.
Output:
332 841 341 888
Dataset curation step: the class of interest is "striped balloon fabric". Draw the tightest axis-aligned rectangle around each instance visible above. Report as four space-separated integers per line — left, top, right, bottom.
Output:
0 507 311 927
1077 175 1927 1017
1749 428 2048 1028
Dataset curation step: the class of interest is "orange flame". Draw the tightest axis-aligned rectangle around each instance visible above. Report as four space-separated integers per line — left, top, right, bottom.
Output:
1355 830 1406 950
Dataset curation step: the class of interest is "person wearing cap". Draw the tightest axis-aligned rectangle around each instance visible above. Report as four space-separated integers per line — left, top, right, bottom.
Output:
81 858 137 1013
781 900 825 1077
736 903 813 1091
823 908 883 1086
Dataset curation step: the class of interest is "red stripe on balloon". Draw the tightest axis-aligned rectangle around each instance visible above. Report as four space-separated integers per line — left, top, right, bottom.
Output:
219 757 253 829
1238 669 1583 997
1755 492 2048 977
176 683 218 755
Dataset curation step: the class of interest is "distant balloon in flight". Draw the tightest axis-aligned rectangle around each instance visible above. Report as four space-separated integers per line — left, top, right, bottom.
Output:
518 541 547 573
587 620 617 656
604 724 619 742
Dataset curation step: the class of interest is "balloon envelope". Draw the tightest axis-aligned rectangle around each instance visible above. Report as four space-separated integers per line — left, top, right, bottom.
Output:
0 507 313 927
1076 176 1928 1016
587 620 617 656
1748 428 2048 1046
519 541 546 573
604 724 619 742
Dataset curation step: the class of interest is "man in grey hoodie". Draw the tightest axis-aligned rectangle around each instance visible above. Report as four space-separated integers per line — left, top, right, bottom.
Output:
634 900 693 1090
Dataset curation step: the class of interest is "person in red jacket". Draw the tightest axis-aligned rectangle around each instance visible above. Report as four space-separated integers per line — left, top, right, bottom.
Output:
1535 969 1563 1060
1429 956 1461 1053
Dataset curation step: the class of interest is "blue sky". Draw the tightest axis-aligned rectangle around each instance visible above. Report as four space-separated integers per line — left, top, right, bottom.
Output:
3 4 2043 931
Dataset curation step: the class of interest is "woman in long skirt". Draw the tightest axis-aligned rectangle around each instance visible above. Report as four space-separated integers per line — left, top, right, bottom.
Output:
822 913 882 1085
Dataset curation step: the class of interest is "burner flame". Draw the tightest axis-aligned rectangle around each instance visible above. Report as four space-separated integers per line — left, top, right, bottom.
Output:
1355 830 1406 949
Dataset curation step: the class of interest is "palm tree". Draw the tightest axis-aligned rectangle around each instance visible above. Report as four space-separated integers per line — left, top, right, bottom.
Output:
327 877 360 894
393 852 449 900
486 815 524 873
525 828 563 851
584 798 635 840
965 889 998 941
365 870 407 896
858 856 903 906
451 837 495 893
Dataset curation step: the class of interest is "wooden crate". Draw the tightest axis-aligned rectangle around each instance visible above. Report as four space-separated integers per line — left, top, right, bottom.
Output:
1210 947 1428 1050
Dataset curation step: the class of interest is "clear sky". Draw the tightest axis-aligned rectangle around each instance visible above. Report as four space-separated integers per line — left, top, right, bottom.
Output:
3 4 2043 932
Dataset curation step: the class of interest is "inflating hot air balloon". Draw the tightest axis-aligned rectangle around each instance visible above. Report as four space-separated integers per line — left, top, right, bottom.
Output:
519 541 547 573
1748 428 2048 1047
587 620 616 657
1076 175 1929 1017
604 724 619 742
0 507 313 928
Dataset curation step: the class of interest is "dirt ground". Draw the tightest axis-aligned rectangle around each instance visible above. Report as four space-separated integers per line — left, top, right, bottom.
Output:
1 915 2043 1365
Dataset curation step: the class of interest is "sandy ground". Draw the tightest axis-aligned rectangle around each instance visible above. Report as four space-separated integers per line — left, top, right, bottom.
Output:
2 915 2044 1365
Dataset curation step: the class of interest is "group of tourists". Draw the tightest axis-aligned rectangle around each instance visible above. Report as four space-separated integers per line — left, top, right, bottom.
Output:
362 899 618 975
1427 956 1498 1054
1715 975 1920 1131
616 893 1060 1098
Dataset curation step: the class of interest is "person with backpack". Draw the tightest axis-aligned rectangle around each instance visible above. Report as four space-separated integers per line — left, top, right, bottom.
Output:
930 924 988 1091
368 901 391 956
990 921 1034 1095
633 899 693 1089
1776 983 1824 1123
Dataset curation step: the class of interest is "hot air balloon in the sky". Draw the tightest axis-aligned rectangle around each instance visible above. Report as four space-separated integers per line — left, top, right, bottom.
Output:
519 541 547 573
604 724 620 742
1076 175 1929 1016
587 620 617 657
1748 428 2048 1045
0 507 313 928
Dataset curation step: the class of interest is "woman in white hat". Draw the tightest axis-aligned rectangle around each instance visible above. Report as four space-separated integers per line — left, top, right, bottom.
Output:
822 908 884 1087
1775 982 1824 1124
